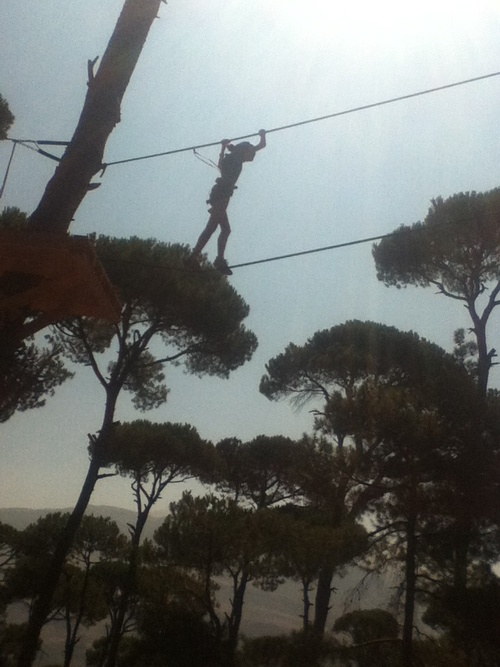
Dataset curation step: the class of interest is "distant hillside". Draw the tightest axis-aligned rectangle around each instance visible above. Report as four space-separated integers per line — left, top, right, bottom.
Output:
0 505 164 540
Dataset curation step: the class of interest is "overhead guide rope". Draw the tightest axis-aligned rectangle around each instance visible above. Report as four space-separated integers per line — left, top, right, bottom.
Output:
7 69 500 170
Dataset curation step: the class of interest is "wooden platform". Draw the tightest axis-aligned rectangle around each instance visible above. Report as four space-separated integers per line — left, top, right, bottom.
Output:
0 230 121 323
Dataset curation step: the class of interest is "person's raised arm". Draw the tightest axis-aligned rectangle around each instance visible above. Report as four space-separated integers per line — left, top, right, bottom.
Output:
218 139 232 169
255 129 266 151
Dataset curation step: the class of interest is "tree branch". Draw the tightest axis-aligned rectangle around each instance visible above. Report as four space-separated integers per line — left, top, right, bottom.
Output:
139 345 196 367
429 280 467 302
76 318 108 389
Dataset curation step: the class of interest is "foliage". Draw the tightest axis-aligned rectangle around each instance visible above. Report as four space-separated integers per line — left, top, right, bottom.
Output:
0 513 126 667
0 521 19 571
3 513 125 612
19 234 258 666
259 320 482 520
411 637 469 667
2 513 71 607
96 236 258 379
86 564 213 667
267 506 368 631
260 317 499 657
334 607 399 643
103 419 211 482
0 623 34 667
0 93 14 140
155 493 286 663
86 559 132 646
156 493 272 583
333 609 400 667
272 506 367 576
97 420 213 667
373 189 500 291
423 571 500 665
47 237 258 415
117 602 220 667
213 435 304 507
0 341 72 422
240 631 336 667
372 188 500 394
0 207 28 230
260 319 472 421
0 208 72 422
371 187 500 662
73 515 128 567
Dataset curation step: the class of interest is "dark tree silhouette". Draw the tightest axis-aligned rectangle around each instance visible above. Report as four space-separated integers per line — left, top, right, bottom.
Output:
18 237 256 667
0 208 72 421
100 420 211 667
0 92 14 140
260 319 493 663
373 188 500 659
373 188 500 398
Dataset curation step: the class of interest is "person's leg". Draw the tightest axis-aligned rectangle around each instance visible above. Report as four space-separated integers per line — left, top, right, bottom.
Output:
216 210 231 260
213 210 232 275
192 211 219 256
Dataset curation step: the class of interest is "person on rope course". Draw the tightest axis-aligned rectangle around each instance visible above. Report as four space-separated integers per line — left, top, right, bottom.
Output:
190 129 266 275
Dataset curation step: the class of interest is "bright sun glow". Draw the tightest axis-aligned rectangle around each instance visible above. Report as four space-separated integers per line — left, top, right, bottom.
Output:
263 0 493 48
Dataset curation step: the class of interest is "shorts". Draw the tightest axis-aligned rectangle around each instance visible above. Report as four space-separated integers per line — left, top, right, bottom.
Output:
207 178 237 207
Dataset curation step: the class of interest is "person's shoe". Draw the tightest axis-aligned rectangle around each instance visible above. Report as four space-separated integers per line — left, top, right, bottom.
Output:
214 257 233 275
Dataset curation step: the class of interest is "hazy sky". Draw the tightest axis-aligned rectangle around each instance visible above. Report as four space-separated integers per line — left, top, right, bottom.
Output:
2 0 500 511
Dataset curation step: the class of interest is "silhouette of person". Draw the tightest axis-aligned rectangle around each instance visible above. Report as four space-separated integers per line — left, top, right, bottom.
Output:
191 129 266 275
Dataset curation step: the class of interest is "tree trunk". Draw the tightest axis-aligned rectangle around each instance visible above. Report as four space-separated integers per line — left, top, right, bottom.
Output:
17 383 119 667
63 608 73 667
3 0 161 350
15 4 162 658
471 316 491 400
103 507 150 667
454 310 487 653
401 512 417 667
17 454 102 667
63 561 92 667
312 566 334 637
29 0 162 235
301 577 313 632
453 533 469 592
224 571 249 666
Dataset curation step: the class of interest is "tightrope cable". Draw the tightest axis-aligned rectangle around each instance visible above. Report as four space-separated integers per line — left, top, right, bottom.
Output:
228 231 398 269
229 204 497 270
229 210 490 269
103 214 474 274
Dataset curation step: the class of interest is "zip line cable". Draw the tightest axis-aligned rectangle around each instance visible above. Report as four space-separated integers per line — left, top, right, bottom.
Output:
7 69 500 170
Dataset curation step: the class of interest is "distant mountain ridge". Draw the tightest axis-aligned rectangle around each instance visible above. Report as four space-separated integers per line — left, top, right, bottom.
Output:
0 505 164 540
